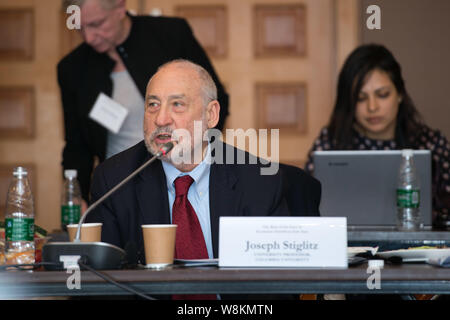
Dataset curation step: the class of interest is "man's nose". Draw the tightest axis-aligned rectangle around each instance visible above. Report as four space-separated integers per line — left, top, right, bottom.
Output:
155 105 173 127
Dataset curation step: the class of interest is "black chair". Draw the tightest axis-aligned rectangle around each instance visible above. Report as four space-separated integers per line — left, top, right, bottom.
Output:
279 163 321 217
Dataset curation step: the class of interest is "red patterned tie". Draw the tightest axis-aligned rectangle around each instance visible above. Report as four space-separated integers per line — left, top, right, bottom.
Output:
172 175 216 300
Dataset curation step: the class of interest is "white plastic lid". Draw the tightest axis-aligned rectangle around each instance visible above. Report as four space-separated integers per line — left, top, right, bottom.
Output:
64 169 78 179
368 259 384 268
402 149 413 158
13 166 28 176
149 8 162 16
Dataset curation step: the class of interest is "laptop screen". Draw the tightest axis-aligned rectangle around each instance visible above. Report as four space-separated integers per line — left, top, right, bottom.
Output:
313 150 432 226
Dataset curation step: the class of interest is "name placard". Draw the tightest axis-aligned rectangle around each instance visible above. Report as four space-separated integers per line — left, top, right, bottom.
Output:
219 217 347 268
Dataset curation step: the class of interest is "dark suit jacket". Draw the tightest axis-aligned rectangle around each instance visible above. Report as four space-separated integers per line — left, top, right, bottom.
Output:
57 14 229 201
279 163 321 217
87 141 292 264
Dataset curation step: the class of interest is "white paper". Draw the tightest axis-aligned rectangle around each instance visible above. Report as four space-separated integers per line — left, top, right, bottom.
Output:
219 217 348 268
89 93 128 134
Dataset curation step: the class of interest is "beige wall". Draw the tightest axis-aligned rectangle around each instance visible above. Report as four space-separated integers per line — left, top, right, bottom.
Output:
0 0 64 233
360 0 450 139
0 0 142 232
145 0 354 167
0 0 359 232
2 0 446 234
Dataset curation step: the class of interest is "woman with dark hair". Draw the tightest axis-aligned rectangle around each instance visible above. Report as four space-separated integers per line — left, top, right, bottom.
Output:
305 44 450 228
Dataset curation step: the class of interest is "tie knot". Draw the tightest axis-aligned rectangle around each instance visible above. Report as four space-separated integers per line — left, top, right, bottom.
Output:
174 175 194 197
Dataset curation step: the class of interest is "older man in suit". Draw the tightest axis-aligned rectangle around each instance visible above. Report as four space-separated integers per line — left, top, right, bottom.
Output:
87 60 322 301
87 59 313 265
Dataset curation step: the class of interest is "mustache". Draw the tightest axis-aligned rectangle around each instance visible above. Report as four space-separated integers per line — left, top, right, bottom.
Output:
149 126 174 141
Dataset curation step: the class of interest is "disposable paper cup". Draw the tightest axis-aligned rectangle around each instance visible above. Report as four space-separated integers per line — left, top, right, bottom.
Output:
67 223 102 242
142 224 177 269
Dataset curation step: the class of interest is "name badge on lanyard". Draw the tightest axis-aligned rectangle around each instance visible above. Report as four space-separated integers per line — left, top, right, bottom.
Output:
89 93 128 134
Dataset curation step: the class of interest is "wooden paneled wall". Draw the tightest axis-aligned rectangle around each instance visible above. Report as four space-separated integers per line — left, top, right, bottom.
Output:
0 0 359 232
0 0 143 231
153 0 353 168
0 8 34 60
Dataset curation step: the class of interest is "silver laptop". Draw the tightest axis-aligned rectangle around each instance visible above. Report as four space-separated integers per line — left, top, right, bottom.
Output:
313 150 432 227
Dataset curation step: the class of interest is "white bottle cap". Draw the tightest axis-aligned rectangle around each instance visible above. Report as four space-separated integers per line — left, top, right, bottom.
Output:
64 169 78 179
368 259 384 269
13 166 28 176
402 149 413 158
149 8 162 16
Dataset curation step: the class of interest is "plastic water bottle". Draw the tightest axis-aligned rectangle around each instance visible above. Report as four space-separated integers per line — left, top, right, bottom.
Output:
4 167 35 265
61 170 82 231
396 150 421 231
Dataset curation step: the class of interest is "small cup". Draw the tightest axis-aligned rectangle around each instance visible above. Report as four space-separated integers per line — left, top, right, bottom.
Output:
142 224 177 269
67 223 102 242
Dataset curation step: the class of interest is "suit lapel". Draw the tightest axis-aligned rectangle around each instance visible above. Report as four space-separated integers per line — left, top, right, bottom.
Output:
135 159 171 225
134 143 241 258
209 162 239 258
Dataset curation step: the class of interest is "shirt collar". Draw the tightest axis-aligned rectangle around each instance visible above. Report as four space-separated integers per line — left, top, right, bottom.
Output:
162 144 211 196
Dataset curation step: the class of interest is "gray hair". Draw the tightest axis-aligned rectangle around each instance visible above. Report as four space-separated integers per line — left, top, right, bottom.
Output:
62 0 119 11
152 59 218 107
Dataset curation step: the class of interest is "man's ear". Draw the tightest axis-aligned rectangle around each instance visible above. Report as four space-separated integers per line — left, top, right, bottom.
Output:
116 0 127 15
206 100 220 129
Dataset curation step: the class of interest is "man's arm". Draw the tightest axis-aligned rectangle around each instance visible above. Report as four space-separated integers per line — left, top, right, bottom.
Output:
269 170 293 217
279 163 321 217
305 173 321 216
85 163 122 248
